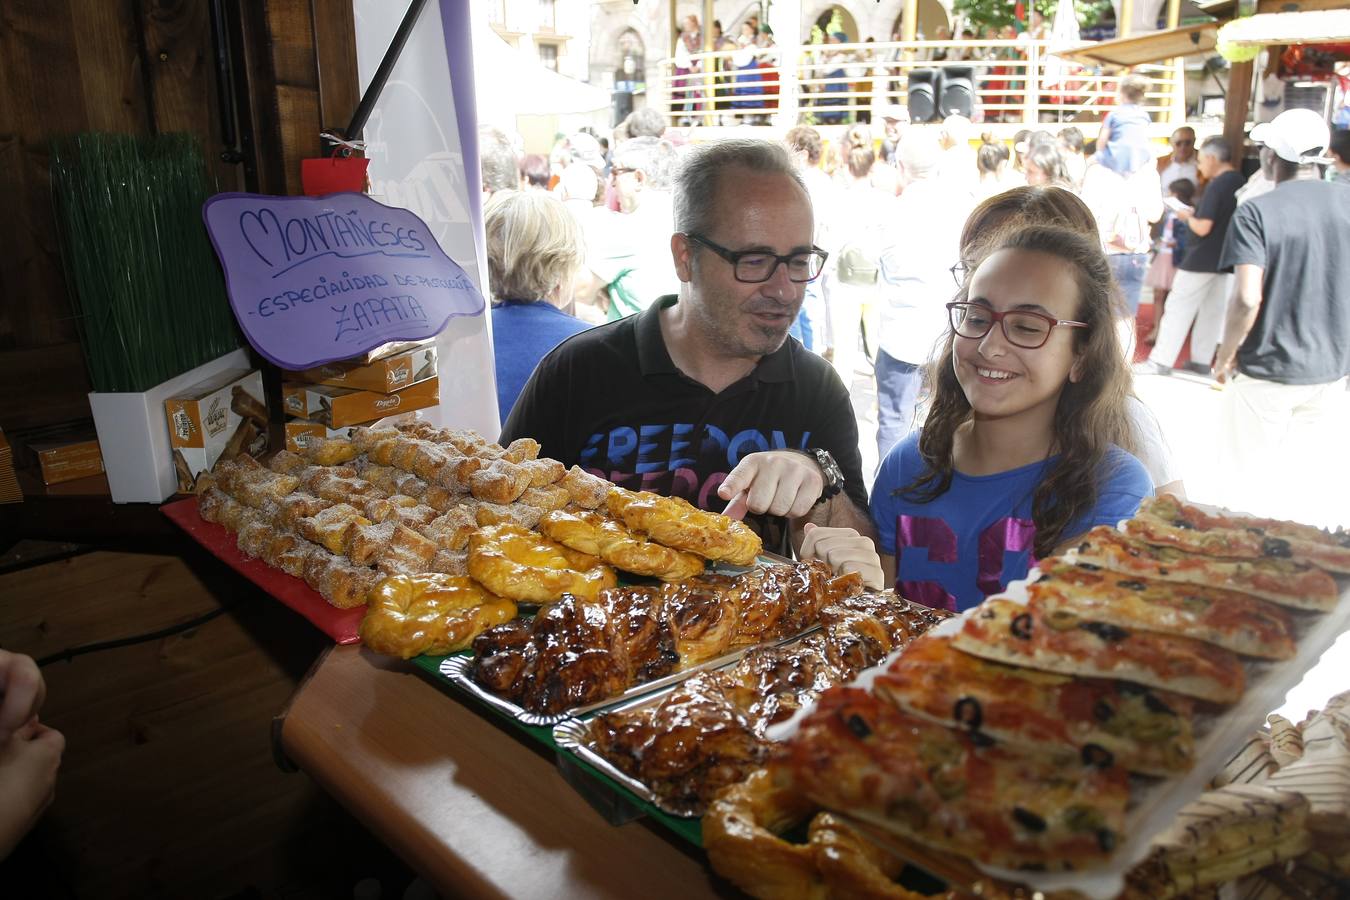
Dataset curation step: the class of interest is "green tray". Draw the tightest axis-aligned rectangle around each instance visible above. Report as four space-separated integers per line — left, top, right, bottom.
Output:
410 652 705 847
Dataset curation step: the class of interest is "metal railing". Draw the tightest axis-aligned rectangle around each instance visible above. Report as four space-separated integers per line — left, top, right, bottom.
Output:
655 39 1186 132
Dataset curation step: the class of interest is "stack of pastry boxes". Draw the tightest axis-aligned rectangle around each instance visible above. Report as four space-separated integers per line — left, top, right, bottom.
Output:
282 344 439 452
165 368 269 493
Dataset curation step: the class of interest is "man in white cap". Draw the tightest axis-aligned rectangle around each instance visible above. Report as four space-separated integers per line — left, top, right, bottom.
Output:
1213 109 1350 525
878 104 910 167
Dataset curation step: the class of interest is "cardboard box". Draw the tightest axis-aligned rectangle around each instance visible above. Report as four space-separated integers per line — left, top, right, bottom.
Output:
282 377 439 429
91 348 252 503
165 368 268 493
285 345 438 394
284 419 351 453
35 438 104 485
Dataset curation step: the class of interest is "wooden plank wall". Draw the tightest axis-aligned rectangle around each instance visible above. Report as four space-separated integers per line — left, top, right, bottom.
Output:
0 0 358 434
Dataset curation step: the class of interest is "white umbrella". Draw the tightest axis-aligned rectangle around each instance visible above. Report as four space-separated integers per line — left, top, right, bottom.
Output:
472 16 611 128
1043 0 1082 90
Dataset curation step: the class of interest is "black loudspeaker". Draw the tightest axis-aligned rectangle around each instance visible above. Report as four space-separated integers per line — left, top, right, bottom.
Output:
611 90 634 128
907 68 937 122
937 65 976 119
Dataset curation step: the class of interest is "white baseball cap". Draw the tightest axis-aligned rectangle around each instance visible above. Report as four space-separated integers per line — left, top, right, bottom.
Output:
880 104 910 123
1250 108 1330 163
566 132 605 171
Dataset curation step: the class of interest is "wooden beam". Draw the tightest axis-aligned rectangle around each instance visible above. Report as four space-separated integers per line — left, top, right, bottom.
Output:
1223 59 1254 154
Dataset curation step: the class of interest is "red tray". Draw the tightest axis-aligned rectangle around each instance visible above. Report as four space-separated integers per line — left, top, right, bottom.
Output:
162 496 364 644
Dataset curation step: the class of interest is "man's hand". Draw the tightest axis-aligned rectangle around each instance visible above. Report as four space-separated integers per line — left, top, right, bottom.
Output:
799 523 883 589
718 450 824 521
0 718 64 860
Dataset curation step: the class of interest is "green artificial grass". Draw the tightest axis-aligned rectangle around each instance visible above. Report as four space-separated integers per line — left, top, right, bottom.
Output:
50 132 242 393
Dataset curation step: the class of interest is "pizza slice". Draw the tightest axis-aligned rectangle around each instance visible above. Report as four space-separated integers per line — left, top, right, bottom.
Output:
874 632 1196 776
1135 495 1350 575
1031 560 1296 660
950 598 1245 704
773 686 1130 871
1070 526 1339 612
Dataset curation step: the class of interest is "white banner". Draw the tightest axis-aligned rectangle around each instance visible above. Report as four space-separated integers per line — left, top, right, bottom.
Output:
352 0 500 437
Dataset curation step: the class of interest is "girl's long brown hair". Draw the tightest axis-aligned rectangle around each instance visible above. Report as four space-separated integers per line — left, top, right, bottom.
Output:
902 223 1136 557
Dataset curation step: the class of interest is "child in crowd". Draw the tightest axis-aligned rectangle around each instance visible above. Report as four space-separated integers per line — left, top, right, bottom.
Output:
1143 178 1196 344
869 224 1151 611
1094 75 1154 176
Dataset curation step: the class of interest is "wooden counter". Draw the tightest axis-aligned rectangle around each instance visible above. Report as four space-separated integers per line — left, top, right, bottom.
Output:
277 644 733 899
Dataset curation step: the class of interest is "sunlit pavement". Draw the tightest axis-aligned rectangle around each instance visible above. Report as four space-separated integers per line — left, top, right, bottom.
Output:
843 358 1349 725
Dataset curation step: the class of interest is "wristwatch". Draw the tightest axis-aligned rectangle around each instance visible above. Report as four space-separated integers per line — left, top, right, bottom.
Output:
794 448 845 505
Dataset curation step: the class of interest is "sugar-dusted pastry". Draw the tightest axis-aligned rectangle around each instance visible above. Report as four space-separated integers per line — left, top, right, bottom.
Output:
295 503 370 555
299 435 359 466
428 549 469 577
559 465 611 509
499 437 541 463
471 499 545 530
468 458 531 504
422 506 477 551
467 523 616 604
359 573 517 658
519 457 566 487
267 450 309 475
272 492 329 529
519 484 569 513
301 552 382 608
374 523 440 577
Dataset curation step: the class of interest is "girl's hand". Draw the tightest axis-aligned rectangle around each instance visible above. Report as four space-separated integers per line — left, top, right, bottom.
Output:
799 523 884 589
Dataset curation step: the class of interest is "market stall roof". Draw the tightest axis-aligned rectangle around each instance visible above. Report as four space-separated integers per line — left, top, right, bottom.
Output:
1218 9 1350 47
1054 22 1218 67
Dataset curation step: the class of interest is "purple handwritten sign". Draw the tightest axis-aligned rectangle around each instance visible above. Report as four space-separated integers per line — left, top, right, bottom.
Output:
202 191 485 370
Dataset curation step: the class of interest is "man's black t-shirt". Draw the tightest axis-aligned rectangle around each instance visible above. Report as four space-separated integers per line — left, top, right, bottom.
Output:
500 296 869 531
1180 169 1244 273
1218 179 1350 384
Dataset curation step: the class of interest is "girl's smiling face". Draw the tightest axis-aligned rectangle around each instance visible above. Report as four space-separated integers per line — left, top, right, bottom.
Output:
953 247 1084 423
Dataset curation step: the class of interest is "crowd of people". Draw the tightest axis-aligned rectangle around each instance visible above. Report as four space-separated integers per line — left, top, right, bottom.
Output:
480 96 1349 563
665 10 1100 126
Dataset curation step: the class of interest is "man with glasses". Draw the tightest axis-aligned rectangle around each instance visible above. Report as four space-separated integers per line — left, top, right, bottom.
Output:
583 136 679 321
502 140 872 560
1158 126 1198 196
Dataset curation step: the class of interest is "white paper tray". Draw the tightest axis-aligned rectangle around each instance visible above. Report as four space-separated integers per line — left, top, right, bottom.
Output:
766 559 1350 899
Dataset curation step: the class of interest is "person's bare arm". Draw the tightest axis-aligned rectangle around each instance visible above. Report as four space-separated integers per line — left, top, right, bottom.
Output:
1213 264 1264 382
1177 207 1213 236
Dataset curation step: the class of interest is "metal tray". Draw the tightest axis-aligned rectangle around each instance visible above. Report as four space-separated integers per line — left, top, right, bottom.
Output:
439 624 819 727
552 691 689 816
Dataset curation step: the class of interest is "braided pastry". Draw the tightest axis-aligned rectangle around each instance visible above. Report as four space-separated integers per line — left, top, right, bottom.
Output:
608 488 762 566
359 573 517 658
539 509 706 582
703 768 823 900
467 524 617 603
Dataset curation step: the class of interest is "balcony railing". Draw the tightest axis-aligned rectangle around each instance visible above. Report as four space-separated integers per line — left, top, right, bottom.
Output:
655 39 1186 132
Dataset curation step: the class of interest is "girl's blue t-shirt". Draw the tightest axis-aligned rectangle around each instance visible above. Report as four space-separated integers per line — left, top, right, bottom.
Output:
870 433 1153 613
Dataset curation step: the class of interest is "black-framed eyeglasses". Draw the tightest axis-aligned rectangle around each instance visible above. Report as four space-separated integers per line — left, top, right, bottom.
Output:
610 166 637 179
946 301 1088 349
1171 138 1195 146
949 260 969 288
683 232 828 283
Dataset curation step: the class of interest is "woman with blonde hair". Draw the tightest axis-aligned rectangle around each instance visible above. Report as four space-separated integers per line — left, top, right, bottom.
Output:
485 190 592 421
